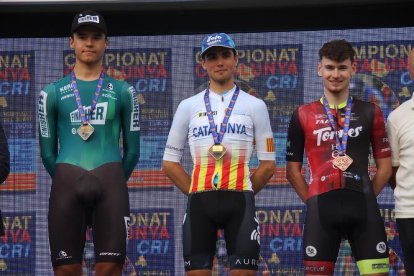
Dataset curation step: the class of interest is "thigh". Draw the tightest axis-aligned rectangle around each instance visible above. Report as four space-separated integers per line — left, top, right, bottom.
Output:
183 193 218 271
396 218 414 274
91 163 130 264
49 164 88 267
223 192 259 271
348 191 389 274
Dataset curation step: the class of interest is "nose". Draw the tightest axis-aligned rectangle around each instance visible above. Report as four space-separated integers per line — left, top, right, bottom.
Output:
85 37 94 46
332 68 340 77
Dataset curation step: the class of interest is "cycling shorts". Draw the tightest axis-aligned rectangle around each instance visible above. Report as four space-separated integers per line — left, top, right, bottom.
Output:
303 189 389 275
48 162 130 267
183 191 259 271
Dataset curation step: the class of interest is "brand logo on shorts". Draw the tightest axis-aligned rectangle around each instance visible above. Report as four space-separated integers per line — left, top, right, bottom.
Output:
376 242 387 253
57 250 72 260
59 251 67 258
124 216 131 239
183 213 187 225
306 246 317 257
250 216 260 245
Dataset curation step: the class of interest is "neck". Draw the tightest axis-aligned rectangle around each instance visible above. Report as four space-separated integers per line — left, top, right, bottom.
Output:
209 80 235 95
73 62 103 81
323 90 349 106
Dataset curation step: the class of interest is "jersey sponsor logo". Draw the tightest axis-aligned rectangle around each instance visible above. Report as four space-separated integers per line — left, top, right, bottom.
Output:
101 93 117 100
165 144 184 153
129 86 140 131
305 245 317 257
313 126 363 146
70 102 108 125
192 123 247 138
59 83 73 94
38 90 49 137
198 110 217 117
60 93 74 101
376 241 387 253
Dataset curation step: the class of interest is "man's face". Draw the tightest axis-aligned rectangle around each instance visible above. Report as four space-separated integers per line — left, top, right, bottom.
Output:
201 47 237 85
318 57 355 95
70 26 108 65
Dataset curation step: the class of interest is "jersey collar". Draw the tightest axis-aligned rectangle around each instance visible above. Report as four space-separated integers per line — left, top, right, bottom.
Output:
320 96 352 109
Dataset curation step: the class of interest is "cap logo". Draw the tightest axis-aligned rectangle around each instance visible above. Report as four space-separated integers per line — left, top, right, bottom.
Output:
78 15 100 24
207 35 223 45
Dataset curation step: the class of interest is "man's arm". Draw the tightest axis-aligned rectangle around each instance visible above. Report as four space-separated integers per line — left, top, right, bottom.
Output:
251 160 275 194
38 87 58 177
121 85 140 180
162 160 191 195
286 161 308 203
372 157 392 196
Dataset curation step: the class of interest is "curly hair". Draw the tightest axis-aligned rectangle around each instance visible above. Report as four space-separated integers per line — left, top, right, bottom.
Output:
319 39 356 63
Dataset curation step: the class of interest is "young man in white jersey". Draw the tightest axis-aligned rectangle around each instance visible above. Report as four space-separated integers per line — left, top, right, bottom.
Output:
162 33 275 275
387 48 414 275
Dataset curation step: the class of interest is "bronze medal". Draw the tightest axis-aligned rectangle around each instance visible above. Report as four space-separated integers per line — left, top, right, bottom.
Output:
208 143 227 160
77 123 94 141
332 154 353 171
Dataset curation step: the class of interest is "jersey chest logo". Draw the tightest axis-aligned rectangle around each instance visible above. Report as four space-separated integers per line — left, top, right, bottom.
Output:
70 102 108 125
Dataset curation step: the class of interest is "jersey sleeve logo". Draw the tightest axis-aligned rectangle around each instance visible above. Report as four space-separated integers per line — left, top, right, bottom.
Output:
38 90 49 138
129 86 140 131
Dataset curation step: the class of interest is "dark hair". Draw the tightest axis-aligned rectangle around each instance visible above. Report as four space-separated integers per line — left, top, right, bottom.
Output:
319 39 355 63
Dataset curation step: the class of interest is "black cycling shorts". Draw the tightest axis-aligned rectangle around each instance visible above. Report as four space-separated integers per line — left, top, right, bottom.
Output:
48 162 130 267
183 191 260 271
303 188 388 273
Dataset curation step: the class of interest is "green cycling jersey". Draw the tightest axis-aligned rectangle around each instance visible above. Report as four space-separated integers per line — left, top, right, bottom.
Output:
38 73 140 179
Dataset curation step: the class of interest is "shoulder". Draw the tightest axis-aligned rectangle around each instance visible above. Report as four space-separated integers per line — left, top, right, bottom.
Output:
296 100 321 114
181 89 205 105
388 99 412 122
41 75 71 95
237 90 266 108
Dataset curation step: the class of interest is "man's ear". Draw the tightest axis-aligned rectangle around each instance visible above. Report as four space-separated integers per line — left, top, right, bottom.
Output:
69 36 75 49
317 63 322 77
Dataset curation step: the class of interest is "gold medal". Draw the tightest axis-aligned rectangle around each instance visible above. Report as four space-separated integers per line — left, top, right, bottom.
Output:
77 123 94 141
208 143 227 160
332 154 353 171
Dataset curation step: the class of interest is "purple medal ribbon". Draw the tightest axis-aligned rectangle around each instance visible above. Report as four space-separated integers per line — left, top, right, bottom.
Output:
71 70 105 125
322 95 352 156
204 84 240 145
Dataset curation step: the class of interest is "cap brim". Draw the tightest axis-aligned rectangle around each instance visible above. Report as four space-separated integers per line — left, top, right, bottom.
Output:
200 45 237 56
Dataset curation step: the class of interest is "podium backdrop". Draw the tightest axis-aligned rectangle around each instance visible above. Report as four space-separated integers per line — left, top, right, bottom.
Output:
0 27 410 275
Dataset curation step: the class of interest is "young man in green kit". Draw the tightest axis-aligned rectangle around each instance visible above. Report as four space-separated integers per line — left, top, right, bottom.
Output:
38 10 140 276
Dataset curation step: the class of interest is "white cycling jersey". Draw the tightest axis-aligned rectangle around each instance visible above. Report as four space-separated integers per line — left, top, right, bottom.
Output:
163 85 274 193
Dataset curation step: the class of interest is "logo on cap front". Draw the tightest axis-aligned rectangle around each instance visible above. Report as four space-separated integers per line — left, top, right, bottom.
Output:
78 15 100 24
206 34 224 46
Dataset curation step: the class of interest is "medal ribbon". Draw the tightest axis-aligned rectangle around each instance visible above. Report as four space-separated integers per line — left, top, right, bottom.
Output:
204 84 240 145
322 95 352 156
71 70 105 125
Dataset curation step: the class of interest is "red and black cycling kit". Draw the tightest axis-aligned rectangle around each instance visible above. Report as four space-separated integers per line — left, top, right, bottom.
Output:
286 98 390 275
